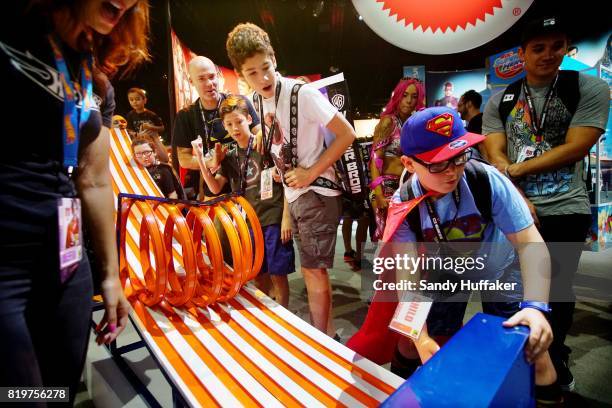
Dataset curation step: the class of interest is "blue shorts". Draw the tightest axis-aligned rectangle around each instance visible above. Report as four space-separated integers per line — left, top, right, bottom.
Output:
259 224 295 276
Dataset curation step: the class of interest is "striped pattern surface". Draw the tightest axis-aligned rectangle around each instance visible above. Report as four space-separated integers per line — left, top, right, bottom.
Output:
109 128 402 407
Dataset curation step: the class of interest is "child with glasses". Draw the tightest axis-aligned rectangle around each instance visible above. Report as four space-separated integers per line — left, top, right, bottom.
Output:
349 107 558 397
132 136 181 199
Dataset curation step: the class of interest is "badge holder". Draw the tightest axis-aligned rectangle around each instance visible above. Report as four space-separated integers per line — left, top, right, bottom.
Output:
58 198 83 283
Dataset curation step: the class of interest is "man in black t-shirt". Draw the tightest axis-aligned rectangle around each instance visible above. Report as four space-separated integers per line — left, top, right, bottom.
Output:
172 56 260 199
457 89 483 134
457 89 484 157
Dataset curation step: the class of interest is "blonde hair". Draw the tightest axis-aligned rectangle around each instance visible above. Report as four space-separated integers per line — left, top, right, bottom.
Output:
219 95 249 121
226 22 275 71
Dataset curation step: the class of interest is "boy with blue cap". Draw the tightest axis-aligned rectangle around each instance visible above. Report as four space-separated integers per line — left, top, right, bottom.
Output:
349 106 561 403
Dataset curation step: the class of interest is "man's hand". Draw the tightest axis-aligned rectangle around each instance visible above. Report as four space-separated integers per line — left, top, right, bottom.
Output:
503 308 553 363
284 166 314 188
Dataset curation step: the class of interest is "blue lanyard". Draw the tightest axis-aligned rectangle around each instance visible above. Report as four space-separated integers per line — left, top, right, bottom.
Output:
49 36 94 176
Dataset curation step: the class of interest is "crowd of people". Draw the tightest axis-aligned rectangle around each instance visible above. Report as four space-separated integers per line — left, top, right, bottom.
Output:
1 1 609 405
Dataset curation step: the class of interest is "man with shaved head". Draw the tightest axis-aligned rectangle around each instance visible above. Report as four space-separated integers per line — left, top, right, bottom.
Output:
172 56 260 199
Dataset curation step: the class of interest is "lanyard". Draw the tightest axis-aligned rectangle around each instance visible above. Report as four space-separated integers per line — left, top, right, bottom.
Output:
258 77 282 168
49 36 93 176
522 75 558 141
239 137 254 193
199 97 221 150
423 188 461 243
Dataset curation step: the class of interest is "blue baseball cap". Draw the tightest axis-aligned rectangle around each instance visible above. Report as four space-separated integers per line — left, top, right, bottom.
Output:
400 106 485 163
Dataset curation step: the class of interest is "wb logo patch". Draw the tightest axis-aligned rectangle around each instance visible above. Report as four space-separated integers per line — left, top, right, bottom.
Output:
502 94 515 102
331 94 345 110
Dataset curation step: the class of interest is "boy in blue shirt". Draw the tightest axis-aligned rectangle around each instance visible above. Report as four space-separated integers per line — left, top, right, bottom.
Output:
350 107 560 402
193 95 294 307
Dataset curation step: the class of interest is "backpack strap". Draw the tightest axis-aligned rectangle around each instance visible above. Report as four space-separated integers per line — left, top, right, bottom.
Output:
398 177 424 242
463 159 492 223
498 78 523 130
556 70 580 117
288 83 304 169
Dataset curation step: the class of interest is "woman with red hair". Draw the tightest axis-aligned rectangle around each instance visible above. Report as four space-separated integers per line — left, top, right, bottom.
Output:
0 0 150 401
369 77 425 240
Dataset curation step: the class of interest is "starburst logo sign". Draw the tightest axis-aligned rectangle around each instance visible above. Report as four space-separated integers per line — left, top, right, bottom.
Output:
352 0 534 54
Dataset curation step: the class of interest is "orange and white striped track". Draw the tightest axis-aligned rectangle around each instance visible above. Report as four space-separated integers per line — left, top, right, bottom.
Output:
109 128 402 407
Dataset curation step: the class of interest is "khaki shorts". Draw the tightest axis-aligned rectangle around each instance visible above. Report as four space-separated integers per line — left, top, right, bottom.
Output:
288 190 341 269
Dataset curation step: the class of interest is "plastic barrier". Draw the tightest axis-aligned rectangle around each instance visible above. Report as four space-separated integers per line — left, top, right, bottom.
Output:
380 313 534 408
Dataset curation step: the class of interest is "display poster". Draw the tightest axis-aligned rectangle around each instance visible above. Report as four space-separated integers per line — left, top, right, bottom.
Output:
426 70 487 109
487 46 525 89
402 65 426 85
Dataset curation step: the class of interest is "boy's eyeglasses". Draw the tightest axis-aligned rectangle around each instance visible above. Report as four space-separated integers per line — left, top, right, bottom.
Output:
135 150 154 158
412 148 472 173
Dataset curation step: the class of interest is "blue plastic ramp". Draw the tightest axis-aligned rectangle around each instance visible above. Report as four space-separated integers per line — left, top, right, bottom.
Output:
381 312 535 407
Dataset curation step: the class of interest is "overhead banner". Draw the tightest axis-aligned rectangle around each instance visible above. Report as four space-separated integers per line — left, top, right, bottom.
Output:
426 69 487 109
352 0 534 54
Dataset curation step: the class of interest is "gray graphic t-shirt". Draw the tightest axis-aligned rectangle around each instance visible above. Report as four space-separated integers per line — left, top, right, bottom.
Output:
482 73 609 216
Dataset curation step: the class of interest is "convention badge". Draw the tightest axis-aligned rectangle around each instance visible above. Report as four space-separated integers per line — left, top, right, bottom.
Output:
57 197 83 283
516 145 536 163
389 293 432 340
260 167 274 200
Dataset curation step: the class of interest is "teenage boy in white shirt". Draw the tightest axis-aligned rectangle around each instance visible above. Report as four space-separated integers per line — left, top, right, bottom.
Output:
226 23 356 336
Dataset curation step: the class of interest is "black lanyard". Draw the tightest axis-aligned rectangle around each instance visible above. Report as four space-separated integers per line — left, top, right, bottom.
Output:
258 78 282 168
423 188 461 243
239 137 254 193
522 75 558 139
199 97 221 150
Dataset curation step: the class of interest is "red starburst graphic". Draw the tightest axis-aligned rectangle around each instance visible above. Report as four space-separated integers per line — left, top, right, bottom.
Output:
377 0 503 33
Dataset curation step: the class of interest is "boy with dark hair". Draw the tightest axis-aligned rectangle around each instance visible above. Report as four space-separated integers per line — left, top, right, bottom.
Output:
192 95 294 307
126 87 168 162
483 16 609 390
226 23 357 335
457 89 483 133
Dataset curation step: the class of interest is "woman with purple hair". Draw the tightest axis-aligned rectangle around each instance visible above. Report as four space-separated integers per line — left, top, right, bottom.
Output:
369 77 425 240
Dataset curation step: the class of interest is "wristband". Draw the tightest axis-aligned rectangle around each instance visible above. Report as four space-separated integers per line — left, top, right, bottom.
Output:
519 301 551 314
